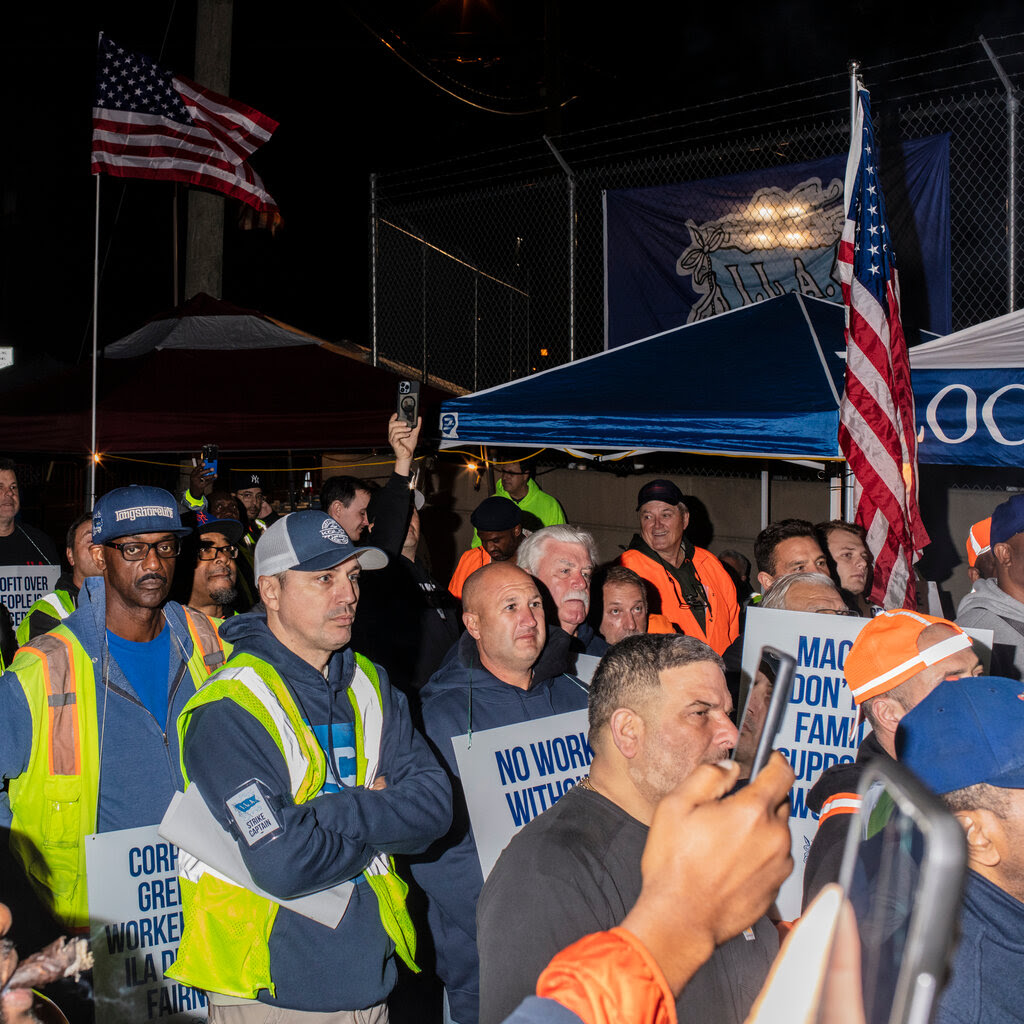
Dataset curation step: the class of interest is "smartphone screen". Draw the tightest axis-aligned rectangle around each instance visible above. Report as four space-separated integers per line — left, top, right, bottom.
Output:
734 646 796 781
831 761 966 1024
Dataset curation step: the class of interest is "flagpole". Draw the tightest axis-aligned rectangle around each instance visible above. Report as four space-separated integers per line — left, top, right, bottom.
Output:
173 185 180 305
90 174 100 509
843 61 861 523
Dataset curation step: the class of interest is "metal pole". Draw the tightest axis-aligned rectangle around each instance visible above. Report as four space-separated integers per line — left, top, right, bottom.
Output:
760 470 769 530
980 35 1019 311
829 469 843 519
172 185 180 305
543 135 575 361
474 272 479 392
90 175 100 508
421 246 427 383
370 172 379 366
842 60 862 523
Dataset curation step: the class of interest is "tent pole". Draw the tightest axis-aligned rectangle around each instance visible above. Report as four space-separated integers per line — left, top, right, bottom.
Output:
90 174 100 509
829 467 843 519
370 172 379 367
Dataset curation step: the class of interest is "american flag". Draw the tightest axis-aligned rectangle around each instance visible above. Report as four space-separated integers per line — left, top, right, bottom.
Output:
91 34 279 217
838 87 928 610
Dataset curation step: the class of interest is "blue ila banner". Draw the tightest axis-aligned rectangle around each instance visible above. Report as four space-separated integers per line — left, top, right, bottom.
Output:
604 136 950 348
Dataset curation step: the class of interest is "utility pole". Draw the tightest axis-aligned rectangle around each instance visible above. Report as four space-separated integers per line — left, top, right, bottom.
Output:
184 0 233 301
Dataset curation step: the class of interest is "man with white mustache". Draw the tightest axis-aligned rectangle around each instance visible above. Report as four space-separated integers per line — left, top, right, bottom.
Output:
517 525 607 659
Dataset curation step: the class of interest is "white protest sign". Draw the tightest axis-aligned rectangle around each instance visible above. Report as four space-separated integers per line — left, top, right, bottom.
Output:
86 825 207 1023
741 607 994 920
0 564 59 626
741 607 870 919
453 709 591 878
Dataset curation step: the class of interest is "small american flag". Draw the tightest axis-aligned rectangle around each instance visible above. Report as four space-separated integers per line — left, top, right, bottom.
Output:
838 87 928 610
91 33 279 217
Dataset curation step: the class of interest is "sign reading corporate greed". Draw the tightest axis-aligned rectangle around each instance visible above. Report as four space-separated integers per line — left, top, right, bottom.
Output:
86 826 207 1023
453 709 592 878
0 564 59 626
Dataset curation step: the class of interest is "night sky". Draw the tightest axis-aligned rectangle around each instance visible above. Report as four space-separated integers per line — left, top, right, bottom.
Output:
2 1 1019 365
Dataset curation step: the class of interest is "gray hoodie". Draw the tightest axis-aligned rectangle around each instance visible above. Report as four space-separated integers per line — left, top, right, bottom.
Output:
957 578 1024 680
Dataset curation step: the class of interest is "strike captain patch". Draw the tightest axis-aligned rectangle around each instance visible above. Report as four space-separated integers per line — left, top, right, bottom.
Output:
226 779 283 848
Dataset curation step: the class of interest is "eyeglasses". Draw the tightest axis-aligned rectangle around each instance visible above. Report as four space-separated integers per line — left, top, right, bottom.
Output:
813 607 860 616
105 538 181 561
198 542 239 560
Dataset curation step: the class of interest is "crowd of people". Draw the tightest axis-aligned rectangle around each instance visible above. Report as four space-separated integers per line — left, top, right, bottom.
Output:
0 422 1023 1024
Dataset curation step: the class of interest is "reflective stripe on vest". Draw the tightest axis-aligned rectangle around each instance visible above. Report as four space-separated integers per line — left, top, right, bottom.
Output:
170 652 416 999
183 608 227 675
7 612 227 930
22 632 81 777
7 629 100 929
15 590 76 647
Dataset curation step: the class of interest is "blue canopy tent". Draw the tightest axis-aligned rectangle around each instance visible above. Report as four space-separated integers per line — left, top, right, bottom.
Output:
909 306 1024 468
439 293 848 462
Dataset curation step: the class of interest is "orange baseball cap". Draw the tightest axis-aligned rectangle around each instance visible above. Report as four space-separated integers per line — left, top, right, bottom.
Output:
966 518 992 568
845 610 973 704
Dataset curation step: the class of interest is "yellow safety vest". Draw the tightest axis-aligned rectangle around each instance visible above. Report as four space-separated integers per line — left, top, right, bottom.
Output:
6 609 227 929
168 651 418 1000
15 589 77 647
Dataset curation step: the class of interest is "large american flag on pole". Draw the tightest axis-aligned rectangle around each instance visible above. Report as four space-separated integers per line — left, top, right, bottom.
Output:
91 33 279 217
838 87 928 610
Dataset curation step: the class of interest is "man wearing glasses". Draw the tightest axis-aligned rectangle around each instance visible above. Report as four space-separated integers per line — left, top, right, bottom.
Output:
0 485 228 937
180 510 245 617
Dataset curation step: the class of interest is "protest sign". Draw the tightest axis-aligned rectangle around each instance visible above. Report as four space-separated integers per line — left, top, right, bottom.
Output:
86 826 207 1023
0 565 59 626
741 607 869 918
453 709 591 878
741 607 993 919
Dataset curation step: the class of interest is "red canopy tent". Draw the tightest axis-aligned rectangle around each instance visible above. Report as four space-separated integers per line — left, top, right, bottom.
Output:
0 295 457 454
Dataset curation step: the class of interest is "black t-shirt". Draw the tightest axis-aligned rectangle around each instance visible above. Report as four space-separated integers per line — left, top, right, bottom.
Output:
476 784 778 1024
0 523 59 566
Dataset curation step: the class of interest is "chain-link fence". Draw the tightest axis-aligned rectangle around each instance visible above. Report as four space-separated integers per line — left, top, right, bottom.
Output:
372 36 1024 394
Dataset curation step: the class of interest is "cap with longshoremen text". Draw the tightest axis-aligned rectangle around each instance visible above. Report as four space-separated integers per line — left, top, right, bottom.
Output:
92 485 192 544
844 609 973 705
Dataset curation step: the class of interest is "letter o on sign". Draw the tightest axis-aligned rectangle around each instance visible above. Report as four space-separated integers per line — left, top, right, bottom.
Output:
926 384 977 444
982 383 1024 446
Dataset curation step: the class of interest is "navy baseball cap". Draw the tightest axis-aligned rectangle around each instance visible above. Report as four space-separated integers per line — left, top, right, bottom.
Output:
230 470 263 491
471 496 521 531
990 494 1024 546
897 676 1024 794
254 510 388 579
92 485 192 544
185 510 245 545
636 479 685 510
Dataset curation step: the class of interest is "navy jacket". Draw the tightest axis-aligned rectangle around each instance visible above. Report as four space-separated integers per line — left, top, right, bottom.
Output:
410 631 589 1023
182 612 452 1012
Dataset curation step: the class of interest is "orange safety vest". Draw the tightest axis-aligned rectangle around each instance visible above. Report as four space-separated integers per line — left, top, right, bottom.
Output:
448 547 491 599
621 547 739 656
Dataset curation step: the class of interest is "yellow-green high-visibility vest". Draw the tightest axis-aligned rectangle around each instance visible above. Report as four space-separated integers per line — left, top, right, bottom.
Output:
168 651 418 1000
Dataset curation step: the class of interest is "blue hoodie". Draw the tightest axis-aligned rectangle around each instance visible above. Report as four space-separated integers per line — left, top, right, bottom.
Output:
0 577 216 833
181 612 452 1013
410 631 589 1023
